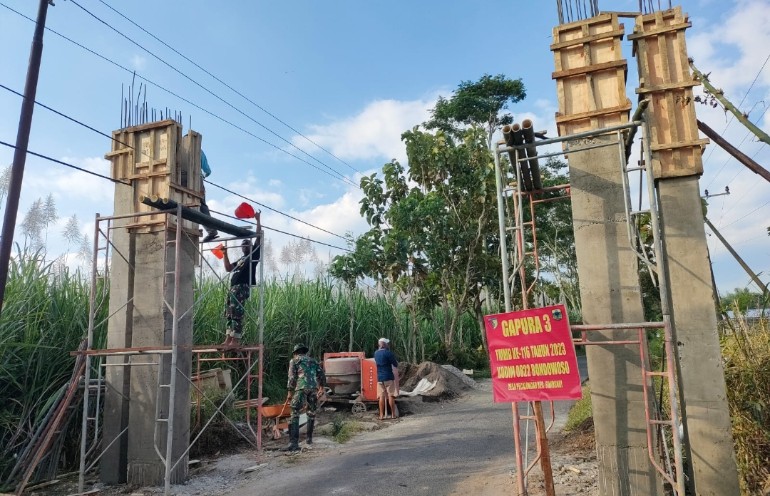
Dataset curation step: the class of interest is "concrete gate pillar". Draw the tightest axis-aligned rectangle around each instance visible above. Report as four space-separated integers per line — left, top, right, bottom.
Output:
632 9 740 494
552 14 661 494
101 121 201 485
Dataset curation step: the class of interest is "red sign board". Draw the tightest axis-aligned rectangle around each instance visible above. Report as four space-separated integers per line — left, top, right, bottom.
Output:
484 304 582 402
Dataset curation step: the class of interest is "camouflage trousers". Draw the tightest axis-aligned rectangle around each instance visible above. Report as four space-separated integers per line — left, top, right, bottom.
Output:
225 284 250 338
290 388 318 421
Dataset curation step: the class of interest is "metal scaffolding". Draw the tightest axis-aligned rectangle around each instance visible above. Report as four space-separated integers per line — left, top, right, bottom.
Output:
491 108 685 495
74 208 265 495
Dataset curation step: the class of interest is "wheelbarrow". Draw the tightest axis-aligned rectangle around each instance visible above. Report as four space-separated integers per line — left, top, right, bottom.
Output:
260 390 327 440
259 401 292 440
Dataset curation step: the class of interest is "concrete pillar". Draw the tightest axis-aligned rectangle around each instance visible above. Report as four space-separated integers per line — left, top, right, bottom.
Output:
569 134 661 495
657 177 740 495
101 121 199 486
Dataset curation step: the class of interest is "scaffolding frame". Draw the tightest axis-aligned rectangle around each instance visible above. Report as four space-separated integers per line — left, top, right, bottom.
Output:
75 208 265 495
492 110 686 495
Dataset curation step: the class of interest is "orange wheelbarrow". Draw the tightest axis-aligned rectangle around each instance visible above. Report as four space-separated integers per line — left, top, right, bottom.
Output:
259 400 293 440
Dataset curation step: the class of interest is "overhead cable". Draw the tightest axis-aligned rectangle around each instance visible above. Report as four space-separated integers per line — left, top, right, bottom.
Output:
205 180 347 240
95 0 360 175
0 1 359 189
0 81 350 242
68 0 358 188
209 209 351 252
0 140 130 185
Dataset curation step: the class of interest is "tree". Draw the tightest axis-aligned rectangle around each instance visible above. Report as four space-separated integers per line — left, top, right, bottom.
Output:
426 73 526 146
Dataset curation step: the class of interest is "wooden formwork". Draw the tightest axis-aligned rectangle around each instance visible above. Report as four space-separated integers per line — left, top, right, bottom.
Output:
630 7 707 178
105 120 203 233
551 13 632 138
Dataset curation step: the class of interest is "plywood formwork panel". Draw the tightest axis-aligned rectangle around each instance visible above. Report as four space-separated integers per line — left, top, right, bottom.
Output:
105 120 202 234
630 7 706 178
552 13 631 137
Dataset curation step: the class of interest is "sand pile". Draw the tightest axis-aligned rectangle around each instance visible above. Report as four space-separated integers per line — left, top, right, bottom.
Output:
399 361 476 398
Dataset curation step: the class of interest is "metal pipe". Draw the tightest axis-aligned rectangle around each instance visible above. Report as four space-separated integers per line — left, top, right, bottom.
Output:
512 124 534 191
0 0 51 314
492 148 512 311
624 100 650 162
497 121 641 154
78 213 101 493
140 196 254 237
163 203 184 495
698 119 770 183
522 120 543 190
642 114 687 496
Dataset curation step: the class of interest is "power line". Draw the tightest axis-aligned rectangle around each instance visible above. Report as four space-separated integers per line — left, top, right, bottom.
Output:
704 102 770 191
94 0 360 176
68 0 359 188
0 80 352 243
0 140 130 185
721 199 770 229
0 1 359 189
703 50 770 189
209 208 351 252
205 180 347 240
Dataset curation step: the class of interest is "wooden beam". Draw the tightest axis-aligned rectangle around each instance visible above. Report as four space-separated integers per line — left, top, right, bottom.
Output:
549 28 625 50
552 59 627 79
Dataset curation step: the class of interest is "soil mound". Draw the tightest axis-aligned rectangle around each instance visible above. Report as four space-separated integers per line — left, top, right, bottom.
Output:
399 361 473 399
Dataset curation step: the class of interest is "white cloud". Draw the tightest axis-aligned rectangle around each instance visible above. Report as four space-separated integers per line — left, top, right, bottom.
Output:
292 96 438 164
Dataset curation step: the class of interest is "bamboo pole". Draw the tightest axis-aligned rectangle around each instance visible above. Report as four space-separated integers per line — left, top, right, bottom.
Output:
690 60 770 146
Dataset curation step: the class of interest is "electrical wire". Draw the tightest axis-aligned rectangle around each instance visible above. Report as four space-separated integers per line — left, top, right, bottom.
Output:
205 180 347 240
94 0 360 175
209 209 351 252
0 1 359 189
703 51 770 189
0 140 130 185
0 80 351 242
68 0 358 188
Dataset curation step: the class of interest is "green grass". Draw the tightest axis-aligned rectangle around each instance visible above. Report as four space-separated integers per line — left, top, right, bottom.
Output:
330 417 362 443
564 385 592 432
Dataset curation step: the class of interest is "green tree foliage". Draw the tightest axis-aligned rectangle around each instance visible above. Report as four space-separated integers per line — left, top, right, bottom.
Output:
426 73 526 144
331 127 499 360
721 287 768 312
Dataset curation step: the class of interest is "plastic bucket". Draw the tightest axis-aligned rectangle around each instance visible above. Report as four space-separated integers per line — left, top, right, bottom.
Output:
234 202 256 219
211 243 225 259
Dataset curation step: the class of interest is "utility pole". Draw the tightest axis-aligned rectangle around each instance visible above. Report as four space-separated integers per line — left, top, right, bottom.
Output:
0 0 52 314
705 217 769 296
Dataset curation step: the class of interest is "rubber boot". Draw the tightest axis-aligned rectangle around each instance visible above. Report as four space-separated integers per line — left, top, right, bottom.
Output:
282 419 300 453
305 417 315 445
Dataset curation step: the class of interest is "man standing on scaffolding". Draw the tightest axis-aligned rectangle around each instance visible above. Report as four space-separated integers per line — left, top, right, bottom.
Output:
221 216 261 347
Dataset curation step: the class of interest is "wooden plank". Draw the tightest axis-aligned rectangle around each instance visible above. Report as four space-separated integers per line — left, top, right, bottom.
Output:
636 80 698 94
552 59 627 79
555 103 632 123
627 21 691 40
550 28 625 50
650 139 709 151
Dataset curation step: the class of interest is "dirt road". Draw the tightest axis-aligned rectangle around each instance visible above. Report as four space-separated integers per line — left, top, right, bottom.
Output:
218 381 576 496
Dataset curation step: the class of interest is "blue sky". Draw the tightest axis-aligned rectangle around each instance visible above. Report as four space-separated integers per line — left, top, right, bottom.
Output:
0 0 768 295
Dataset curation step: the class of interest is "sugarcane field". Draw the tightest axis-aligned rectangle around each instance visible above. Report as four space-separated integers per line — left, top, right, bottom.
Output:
1 1 769 495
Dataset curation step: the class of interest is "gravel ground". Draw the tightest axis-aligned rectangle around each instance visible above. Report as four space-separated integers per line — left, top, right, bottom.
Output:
30 378 598 496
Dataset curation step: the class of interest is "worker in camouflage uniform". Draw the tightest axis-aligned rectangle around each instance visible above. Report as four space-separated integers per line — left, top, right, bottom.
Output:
221 234 260 347
284 343 326 452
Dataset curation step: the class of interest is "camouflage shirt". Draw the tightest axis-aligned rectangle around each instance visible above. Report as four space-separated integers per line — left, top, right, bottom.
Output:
287 355 326 391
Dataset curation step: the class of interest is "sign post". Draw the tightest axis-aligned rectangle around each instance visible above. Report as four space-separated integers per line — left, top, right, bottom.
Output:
484 304 581 494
